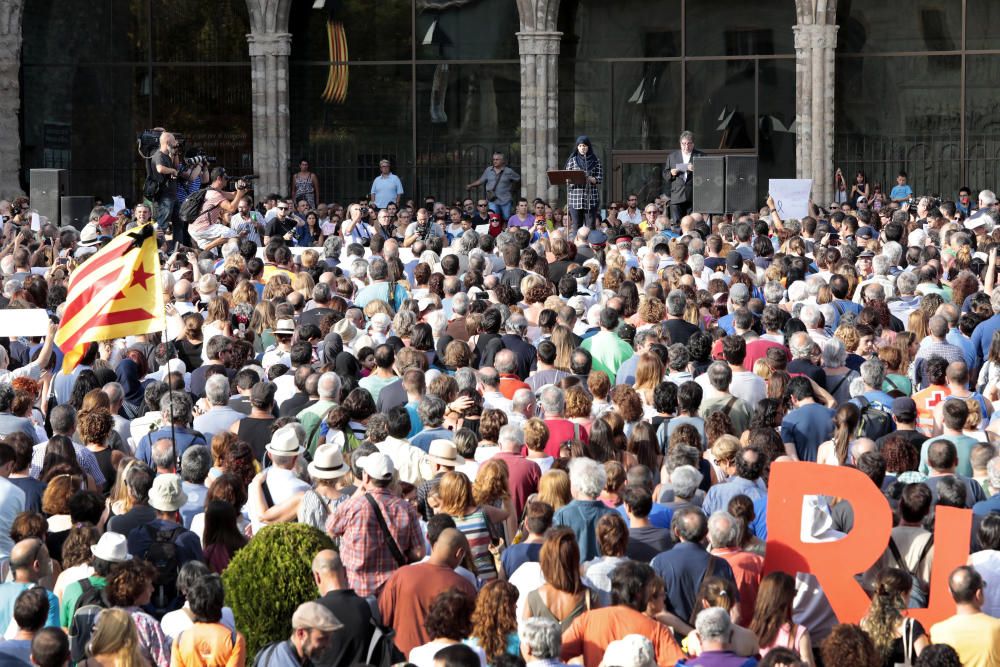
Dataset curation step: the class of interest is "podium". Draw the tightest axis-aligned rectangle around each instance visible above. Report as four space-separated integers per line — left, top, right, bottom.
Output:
548 169 588 231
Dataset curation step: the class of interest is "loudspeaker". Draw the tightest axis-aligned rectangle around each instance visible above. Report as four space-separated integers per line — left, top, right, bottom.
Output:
725 156 758 213
692 156 725 214
61 196 94 230
29 169 68 225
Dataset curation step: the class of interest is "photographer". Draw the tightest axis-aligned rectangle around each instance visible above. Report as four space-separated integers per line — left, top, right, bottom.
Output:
341 203 376 246
189 168 247 252
402 208 443 248
1 197 31 243
148 131 196 241
264 200 296 245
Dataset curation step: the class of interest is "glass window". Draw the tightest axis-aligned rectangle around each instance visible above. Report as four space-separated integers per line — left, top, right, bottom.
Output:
151 0 250 62
757 60 796 202
684 60 755 151
416 0 519 60
288 0 411 63
22 0 149 65
290 64 413 204
612 61 682 151
414 64 521 199
560 0 681 60
685 0 794 56
836 0 961 54
966 0 1000 51
964 56 1000 197
835 55 961 199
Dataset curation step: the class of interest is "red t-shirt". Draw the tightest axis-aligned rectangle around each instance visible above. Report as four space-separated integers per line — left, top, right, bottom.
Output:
492 452 542 518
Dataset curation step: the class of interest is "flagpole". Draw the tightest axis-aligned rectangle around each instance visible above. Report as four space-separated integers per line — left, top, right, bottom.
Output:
160 253 177 468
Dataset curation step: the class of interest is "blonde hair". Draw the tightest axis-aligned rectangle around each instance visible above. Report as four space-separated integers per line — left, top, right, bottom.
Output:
711 435 741 467
87 609 145 667
292 271 315 299
752 358 772 380
438 471 475 516
363 300 393 319
537 470 571 511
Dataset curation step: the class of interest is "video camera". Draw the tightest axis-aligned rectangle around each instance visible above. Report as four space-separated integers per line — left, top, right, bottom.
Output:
226 175 259 192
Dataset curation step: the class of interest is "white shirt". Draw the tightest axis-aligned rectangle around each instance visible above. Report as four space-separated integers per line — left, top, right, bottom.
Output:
730 370 767 412
161 605 237 643
248 466 310 531
377 436 432 485
0 478 25 557
509 561 546 621
969 550 1000 617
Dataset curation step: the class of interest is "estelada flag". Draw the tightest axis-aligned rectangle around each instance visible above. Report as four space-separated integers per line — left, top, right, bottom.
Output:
55 223 164 373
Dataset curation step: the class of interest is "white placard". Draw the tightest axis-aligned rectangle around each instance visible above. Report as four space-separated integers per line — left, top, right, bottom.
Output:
30 213 40 231
674 163 689 173
769 179 813 220
111 196 126 216
0 309 50 337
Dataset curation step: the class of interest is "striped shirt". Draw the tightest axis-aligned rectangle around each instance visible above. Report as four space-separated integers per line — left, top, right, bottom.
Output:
452 509 497 582
230 211 264 246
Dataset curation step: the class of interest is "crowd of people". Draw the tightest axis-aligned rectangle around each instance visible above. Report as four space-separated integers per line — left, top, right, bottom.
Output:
2 134 1000 667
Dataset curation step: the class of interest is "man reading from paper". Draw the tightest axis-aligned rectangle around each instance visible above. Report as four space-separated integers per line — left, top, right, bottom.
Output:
665 130 704 225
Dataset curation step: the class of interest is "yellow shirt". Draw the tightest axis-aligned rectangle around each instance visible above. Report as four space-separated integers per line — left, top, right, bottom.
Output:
930 612 1000 667
170 622 247 667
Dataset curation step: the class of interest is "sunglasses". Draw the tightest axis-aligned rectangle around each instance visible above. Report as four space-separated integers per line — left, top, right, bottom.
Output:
276 205 288 210
609 205 620 209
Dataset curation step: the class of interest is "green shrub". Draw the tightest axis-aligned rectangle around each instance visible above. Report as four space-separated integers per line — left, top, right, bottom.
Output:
222 522 334 657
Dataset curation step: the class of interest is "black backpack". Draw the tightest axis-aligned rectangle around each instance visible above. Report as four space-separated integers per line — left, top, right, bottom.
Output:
178 187 217 223
855 396 894 440
142 525 183 618
68 580 110 663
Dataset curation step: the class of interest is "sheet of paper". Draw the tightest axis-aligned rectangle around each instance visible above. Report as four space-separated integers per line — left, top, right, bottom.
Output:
0 309 50 337
111 196 126 215
769 179 813 220
674 163 689 172
30 213 40 231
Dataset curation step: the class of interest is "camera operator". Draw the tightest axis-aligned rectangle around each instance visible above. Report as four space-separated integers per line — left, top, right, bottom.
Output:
189 167 246 252
402 208 443 248
1 197 31 242
149 131 196 241
341 203 376 246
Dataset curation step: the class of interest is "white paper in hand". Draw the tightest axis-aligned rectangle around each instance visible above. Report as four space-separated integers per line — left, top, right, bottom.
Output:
769 179 813 220
30 213 40 231
674 164 689 173
0 309 50 338
111 196 126 216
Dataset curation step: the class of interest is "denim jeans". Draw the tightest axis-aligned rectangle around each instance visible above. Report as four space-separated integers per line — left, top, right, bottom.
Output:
490 200 513 221
154 195 175 231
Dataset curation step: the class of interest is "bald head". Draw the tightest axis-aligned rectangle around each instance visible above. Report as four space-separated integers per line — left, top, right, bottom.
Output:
311 549 343 575
928 315 948 339
159 131 175 151
173 279 192 302
429 528 467 568
10 538 47 579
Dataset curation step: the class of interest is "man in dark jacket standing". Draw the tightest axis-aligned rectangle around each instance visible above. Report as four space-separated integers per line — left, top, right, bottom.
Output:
664 131 705 224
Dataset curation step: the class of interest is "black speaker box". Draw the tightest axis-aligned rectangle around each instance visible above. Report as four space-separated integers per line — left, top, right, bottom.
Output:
692 156 725 214
725 156 758 213
61 196 95 230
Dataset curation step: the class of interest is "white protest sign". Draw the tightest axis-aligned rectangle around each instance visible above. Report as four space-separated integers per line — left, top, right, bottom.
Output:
111 196 127 216
0 309 50 338
30 213 40 231
769 179 812 220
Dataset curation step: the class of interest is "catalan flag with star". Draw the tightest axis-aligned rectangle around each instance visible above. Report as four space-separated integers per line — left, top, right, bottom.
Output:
55 223 164 373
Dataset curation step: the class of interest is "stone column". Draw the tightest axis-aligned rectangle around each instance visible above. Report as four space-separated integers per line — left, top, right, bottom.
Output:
0 0 24 198
517 31 561 203
247 31 291 199
793 22 838 206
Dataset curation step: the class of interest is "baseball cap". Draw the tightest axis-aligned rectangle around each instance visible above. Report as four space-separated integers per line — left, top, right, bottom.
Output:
587 230 607 246
892 397 917 423
725 251 743 271
857 226 875 239
357 452 394 481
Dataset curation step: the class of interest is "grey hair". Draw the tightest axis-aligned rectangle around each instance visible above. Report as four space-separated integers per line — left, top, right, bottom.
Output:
49 404 76 434
679 130 694 143
452 292 470 316
539 385 565 416
512 388 535 413
708 511 740 549
707 361 732 391
498 424 524 449
666 290 687 317
896 271 917 295
988 456 1000 492
872 254 891 276
763 281 784 305
668 343 690 371
695 607 732 642
102 382 124 405
519 618 562 660
821 337 847 368
317 372 341 401
980 189 998 205
569 457 606 499
688 254 705 274
205 374 230 407
494 349 518 375
863 282 885 303
180 445 212 484
671 465 703 499
789 332 813 360
88 205 109 223
882 241 903 266
459 231 480 253
312 282 331 303
799 304 822 329
322 235 342 260
454 367 478 392
860 359 887 388
351 259 369 280
506 313 529 335
152 438 175 470
160 391 193 425
368 257 389 281
417 395 446 427
392 309 418 339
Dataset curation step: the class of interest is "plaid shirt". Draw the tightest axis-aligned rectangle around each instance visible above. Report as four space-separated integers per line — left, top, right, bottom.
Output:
328 487 423 598
564 156 603 210
30 440 106 487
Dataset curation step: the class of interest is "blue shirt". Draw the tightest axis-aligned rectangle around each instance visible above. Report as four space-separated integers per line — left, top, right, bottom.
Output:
972 313 1000 368
751 496 768 541
501 542 542 577
405 401 424 439
353 281 408 313
0 583 59 635
370 174 404 209
780 403 835 462
890 184 913 201
410 427 453 453
651 542 737 621
717 313 736 335
553 499 618 562
851 390 896 414
702 477 767 516
134 426 209 469
947 329 977 370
